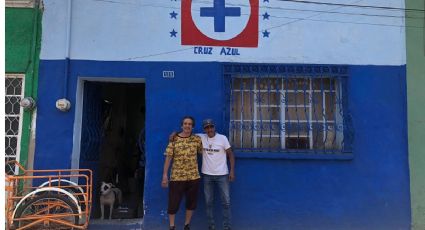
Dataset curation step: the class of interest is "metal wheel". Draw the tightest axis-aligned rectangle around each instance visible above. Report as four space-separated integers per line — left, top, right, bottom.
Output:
38 180 87 211
14 193 79 230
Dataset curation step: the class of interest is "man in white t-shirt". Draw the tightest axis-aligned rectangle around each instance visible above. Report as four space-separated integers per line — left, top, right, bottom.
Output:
199 119 235 230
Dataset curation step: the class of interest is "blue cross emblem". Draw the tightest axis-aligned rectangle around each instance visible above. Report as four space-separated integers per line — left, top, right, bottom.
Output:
200 0 241 33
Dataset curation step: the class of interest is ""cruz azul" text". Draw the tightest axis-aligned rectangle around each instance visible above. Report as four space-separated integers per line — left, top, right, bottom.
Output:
193 47 241 56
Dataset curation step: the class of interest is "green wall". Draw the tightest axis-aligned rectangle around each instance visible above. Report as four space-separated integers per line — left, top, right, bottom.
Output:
5 6 42 169
406 0 425 229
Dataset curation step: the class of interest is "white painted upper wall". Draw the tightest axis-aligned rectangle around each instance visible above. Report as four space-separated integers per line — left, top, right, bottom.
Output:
40 0 406 65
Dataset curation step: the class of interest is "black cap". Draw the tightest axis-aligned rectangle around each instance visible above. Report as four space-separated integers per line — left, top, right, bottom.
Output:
202 119 215 128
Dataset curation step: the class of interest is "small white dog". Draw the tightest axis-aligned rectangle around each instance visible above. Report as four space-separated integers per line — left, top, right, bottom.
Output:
100 181 122 220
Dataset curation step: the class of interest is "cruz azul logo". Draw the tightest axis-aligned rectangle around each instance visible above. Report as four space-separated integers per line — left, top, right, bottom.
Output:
181 0 259 47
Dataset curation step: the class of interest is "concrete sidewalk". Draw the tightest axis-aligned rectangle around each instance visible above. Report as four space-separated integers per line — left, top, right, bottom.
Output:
89 218 143 230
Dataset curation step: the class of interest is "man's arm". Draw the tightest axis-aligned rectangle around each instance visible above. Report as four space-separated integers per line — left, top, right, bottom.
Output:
226 148 235 182
161 155 172 188
169 131 177 142
197 137 204 155
162 140 175 188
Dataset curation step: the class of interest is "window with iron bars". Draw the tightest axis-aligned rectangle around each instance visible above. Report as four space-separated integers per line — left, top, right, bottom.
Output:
5 74 25 174
226 65 353 154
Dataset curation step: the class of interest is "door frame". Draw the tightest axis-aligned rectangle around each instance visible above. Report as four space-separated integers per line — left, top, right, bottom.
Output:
71 77 146 170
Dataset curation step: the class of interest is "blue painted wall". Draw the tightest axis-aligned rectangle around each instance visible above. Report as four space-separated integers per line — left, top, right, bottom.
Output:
35 60 409 229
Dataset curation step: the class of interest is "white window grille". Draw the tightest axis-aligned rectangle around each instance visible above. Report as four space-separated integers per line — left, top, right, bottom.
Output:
226 65 354 154
230 77 344 152
5 74 25 174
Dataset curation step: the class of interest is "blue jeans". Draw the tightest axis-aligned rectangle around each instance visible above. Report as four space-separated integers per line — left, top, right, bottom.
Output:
203 174 231 230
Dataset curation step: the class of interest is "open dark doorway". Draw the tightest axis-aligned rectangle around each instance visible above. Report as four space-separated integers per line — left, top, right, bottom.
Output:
79 81 145 222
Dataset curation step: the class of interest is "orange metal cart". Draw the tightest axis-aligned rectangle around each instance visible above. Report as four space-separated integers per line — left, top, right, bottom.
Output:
5 160 93 230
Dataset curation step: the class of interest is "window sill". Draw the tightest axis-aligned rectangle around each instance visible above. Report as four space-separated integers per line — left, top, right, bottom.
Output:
6 0 34 8
234 151 354 160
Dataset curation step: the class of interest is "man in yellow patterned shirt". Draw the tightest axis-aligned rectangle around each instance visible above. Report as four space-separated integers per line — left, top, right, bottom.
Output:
162 116 203 230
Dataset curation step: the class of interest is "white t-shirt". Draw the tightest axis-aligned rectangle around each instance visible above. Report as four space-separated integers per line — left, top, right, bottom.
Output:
197 133 231 176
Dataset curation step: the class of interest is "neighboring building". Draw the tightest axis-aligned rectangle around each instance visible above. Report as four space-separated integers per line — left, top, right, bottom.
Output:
406 0 425 229
5 0 41 173
36 0 410 229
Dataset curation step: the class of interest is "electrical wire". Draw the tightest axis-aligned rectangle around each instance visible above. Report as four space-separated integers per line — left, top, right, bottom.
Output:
194 0 424 20
266 15 423 29
263 0 422 30
89 0 425 17
121 47 193 60
275 0 425 12
262 7 424 20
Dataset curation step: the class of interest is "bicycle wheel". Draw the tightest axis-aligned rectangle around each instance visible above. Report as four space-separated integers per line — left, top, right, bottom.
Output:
38 180 87 211
14 193 79 229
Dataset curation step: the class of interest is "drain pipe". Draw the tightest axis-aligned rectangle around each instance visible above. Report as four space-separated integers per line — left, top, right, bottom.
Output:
19 0 41 172
20 0 41 109
20 0 41 110
56 0 73 112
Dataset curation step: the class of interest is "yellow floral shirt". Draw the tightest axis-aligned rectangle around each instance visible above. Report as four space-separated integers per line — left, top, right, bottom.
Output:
165 135 203 181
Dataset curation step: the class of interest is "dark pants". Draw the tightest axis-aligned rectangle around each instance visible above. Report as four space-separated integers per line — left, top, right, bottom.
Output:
168 179 200 214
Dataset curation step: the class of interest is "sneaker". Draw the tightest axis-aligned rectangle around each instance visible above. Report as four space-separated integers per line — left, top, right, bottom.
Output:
184 224 190 230
169 226 176 230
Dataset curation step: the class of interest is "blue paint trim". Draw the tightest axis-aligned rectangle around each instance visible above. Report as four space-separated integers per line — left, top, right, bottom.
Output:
34 60 410 230
234 151 354 160
399 66 412 227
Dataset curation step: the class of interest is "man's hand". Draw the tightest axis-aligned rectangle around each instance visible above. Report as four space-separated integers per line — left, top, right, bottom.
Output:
161 175 169 188
229 171 235 182
169 132 177 142
225 148 235 182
